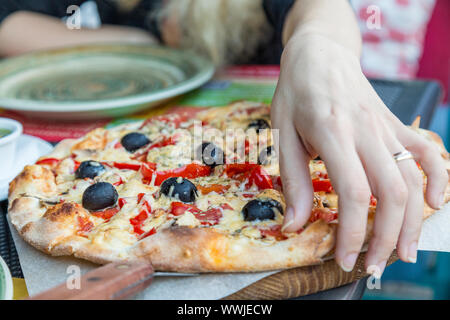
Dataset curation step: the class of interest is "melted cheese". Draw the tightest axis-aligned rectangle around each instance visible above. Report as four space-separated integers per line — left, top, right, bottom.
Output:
176 211 200 227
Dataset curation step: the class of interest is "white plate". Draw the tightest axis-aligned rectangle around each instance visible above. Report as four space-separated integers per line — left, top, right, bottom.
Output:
0 135 53 200
0 256 13 300
0 44 214 120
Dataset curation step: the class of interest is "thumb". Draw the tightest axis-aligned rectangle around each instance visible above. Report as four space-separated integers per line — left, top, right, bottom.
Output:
277 126 314 232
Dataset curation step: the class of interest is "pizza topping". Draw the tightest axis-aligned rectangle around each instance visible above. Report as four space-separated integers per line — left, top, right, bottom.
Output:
170 202 201 216
247 119 270 133
111 162 141 171
112 176 124 186
118 198 127 209
197 184 230 195
82 182 119 211
142 164 211 186
176 211 201 227
148 135 178 150
197 142 224 168
242 198 283 221
247 166 274 190
309 208 338 223
370 195 377 206
36 158 61 166
259 225 288 241
257 146 274 165
139 228 156 240
195 207 223 226
223 164 273 190
75 161 105 179
121 132 151 153
312 178 333 193
130 209 149 235
160 177 198 203
137 193 152 212
77 216 94 237
91 206 120 221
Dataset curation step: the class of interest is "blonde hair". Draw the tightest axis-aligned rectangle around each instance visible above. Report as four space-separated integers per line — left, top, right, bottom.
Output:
156 0 271 66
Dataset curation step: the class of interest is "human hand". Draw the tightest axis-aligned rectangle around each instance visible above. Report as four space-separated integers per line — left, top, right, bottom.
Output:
271 33 448 276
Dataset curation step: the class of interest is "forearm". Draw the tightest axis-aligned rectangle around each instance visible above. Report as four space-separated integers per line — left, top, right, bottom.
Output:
0 11 157 57
282 0 361 56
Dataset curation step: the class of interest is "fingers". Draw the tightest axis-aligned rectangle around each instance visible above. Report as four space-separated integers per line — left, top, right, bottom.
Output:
313 129 371 272
276 124 314 232
395 158 424 264
357 129 413 276
380 128 425 265
396 127 448 209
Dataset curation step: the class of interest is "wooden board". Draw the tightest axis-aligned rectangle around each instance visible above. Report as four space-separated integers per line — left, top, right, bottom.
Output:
225 251 398 300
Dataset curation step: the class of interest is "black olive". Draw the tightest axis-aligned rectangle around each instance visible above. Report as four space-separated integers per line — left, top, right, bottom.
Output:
160 177 197 203
82 182 118 211
75 161 105 179
197 142 224 167
258 146 275 165
121 132 151 153
247 119 270 133
242 199 283 221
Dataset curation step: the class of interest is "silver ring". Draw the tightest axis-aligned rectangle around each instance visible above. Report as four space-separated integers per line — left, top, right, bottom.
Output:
393 150 414 162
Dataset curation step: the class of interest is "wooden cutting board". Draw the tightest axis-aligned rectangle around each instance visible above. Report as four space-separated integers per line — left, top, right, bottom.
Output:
225 251 398 300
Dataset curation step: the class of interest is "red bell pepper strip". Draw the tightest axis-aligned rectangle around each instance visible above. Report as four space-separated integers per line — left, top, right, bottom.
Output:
197 184 230 195
142 163 211 186
370 195 377 206
148 136 177 150
170 202 201 216
36 158 60 166
111 162 141 171
77 216 94 237
130 209 149 235
73 161 81 172
118 198 127 209
247 166 273 190
223 164 259 177
220 203 233 211
113 177 124 186
194 208 222 226
223 164 273 190
137 193 145 203
309 208 338 223
91 207 120 221
139 228 156 240
259 225 288 241
312 179 333 193
137 193 152 212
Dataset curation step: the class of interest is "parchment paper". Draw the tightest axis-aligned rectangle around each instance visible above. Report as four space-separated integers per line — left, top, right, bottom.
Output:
7 203 450 299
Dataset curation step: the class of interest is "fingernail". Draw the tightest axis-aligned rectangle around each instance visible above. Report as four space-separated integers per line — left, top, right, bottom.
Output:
366 260 387 279
408 241 418 263
340 252 358 272
281 207 294 232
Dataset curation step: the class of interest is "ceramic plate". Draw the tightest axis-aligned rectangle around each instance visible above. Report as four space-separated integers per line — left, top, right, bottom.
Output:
0 134 53 201
0 44 214 120
0 256 13 300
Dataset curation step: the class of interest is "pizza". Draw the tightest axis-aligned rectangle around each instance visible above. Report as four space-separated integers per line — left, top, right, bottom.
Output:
8 101 450 272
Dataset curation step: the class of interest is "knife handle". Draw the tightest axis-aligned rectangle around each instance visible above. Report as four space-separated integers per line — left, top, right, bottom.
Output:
28 262 154 300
